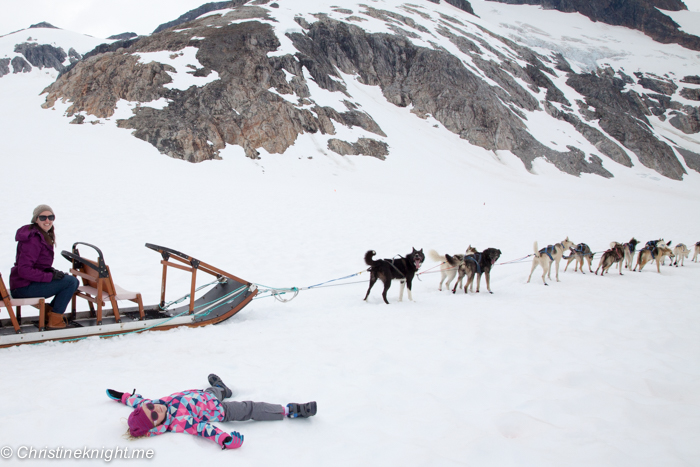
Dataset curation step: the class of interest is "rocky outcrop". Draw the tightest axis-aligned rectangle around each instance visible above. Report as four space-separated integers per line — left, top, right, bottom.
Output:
36 2 693 179
566 69 686 179
42 14 386 162
636 74 677 95
675 147 700 173
29 22 58 29
680 88 700 101
485 0 700 51
43 53 173 117
153 1 243 33
681 75 700 85
328 138 390 159
544 101 631 168
445 0 476 16
11 56 32 73
0 58 9 77
14 43 67 73
669 107 700 134
107 32 138 40
289 17 610 177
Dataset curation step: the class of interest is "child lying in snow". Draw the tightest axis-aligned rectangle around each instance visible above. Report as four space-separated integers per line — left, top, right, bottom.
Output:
107 374 316 450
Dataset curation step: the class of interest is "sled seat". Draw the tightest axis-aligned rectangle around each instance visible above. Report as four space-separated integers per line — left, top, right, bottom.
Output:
0 273 46 332
61 243 145 325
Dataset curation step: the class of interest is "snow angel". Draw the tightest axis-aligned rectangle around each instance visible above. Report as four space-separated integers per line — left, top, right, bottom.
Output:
10 204 79 329
108 374 317 450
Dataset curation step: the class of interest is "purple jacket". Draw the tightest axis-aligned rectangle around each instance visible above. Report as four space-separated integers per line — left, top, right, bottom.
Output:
9 225 54 290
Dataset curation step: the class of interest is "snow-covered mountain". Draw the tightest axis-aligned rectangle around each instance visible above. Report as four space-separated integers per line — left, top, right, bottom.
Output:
1 3 700 466
2 0 699 180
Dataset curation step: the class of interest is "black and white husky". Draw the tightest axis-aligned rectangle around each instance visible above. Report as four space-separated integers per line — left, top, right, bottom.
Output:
364 248 425 304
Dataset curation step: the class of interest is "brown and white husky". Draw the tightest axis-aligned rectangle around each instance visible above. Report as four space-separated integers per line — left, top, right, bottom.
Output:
633 240 674 273
527 237 575 285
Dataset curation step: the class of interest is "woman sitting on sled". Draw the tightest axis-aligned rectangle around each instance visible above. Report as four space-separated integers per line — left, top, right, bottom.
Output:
108 374 317 450
10 204 79 329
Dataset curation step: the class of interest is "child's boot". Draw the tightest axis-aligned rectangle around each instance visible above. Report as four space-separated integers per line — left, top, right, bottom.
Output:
287 401 317 418
208 374 233 398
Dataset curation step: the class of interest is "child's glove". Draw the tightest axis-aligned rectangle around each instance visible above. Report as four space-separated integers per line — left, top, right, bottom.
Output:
106 389 124 401
106 389 135 401
222 431 244 450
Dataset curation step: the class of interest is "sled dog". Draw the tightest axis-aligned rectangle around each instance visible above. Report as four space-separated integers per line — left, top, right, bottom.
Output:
364 248 425 304
563 243 594 274
595 242 625 276
622 238 639 269
527 237 575 285
449 247 501 294
428 247 476 292
633 240 674 273
672 243 690 267
694 241 700 262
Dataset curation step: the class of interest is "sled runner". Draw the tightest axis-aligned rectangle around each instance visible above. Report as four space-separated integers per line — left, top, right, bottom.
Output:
0 243 257 348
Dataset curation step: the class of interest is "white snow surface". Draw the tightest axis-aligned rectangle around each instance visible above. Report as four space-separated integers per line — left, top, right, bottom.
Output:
1 1 700 466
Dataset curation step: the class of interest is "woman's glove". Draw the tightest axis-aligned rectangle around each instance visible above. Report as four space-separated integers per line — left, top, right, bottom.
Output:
52 270 65 281
222 431 244 450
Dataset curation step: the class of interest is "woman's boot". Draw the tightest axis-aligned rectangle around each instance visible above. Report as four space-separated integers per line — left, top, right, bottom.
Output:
47 311 67 330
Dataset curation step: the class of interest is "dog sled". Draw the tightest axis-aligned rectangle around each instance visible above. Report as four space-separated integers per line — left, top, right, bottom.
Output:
0 243 257 348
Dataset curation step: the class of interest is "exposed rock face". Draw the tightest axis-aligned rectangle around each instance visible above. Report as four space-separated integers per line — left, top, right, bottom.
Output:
680 88 700 101
485 0 700 51
11 56 32 73
675 147 700 172
328 138 390 159
29 22 58 29
445 0 476 16
670 107 700 134
14 43 68 73
566 70 686 179
43 54 174 118
153 1 241 33
36 1 695 179
42 14 386 161
107 32 138 40
0 59 9 77
681 75 700 85
289 17 610 177
637 75 677 96
425 0 476 15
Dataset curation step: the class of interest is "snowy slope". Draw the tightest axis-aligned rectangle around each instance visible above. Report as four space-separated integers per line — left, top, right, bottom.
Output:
30 0 700 180
1 2 699 466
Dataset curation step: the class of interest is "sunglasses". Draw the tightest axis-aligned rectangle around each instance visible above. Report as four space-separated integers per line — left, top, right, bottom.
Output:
144 403 160 424
37 215 55 221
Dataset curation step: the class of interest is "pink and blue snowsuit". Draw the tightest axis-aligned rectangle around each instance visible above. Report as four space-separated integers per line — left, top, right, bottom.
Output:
117 389 284 449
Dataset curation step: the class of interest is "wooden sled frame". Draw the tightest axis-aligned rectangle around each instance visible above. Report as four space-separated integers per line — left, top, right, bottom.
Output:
145 243 251 314
0 272 46 332
1 243 257 348
62 242 145 325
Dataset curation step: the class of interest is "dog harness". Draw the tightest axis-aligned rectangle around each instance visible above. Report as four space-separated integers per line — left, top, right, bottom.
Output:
641 246 656 259
465 253 482 274
609 246 623 260
380 257 407 279
541 245 555 261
